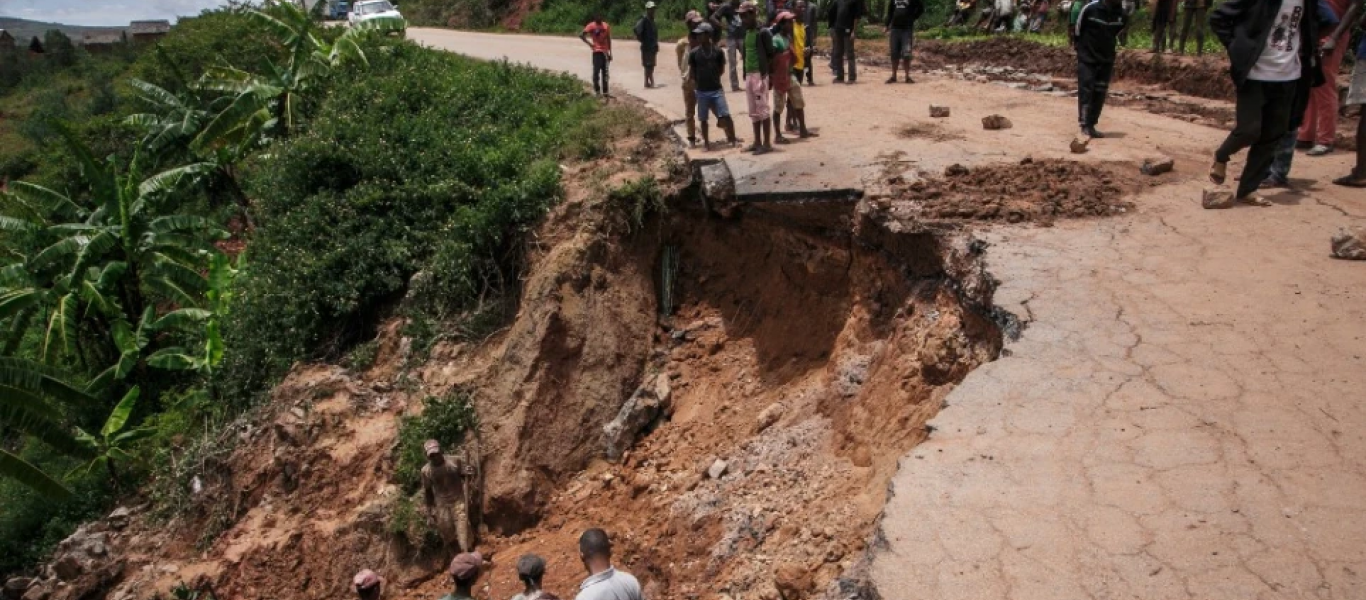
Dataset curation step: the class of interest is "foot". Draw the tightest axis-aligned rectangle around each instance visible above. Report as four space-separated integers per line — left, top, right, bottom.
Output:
703 141 712 150
1294 139 1315 150
732 86 743 92
847 78 856 84
1209 160 1227 185
1237 194 1273 207
1081 126 1104 138
753 146 772 155
1306 144 1333 156
1332 170 1366 188
775 136 791 144
886 76 897 84
688 137 697 147
904 75 915 83
799 130 819 138
1259 176 1289 189
833 76 846 83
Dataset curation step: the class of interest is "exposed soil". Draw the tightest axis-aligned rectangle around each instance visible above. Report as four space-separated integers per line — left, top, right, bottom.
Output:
882 159 1137 224
897 120 965 142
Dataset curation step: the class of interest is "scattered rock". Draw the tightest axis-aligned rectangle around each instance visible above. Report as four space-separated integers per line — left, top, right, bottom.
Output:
755 403 785 433
106 507 131 531
1069 136 1090 154
1331 226 1366 260
928 105 950 118
52 556 86 582
943 163 969 177
1202 187 1235 209
1141 156 1175 176
602 379 673 461
981 115 1013 130
3 578 32 600
19 583 49 600
774 563 813 599
708 459 729 480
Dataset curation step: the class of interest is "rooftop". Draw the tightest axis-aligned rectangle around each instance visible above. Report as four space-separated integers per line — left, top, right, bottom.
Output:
129 20 171 35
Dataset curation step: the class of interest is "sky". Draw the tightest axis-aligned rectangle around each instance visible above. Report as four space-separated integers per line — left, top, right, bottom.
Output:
0 0 232 26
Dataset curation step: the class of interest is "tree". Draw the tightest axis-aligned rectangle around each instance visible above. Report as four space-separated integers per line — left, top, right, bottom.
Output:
72 387 154 492
42 30 76 67
0 357 100 499
29 37 43 54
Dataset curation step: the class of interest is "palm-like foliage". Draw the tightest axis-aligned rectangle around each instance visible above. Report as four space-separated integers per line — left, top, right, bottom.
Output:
0 357 99 499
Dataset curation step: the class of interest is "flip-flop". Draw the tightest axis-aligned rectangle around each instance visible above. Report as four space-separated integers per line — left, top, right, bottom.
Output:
799 131 820 138
1210 161 1227 185
775 137 792 145
1238 194 1273 207
1332 173 1366 188
754 146 772 155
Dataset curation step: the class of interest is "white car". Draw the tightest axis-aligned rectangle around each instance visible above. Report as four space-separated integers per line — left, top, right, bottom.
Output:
348 0 406 30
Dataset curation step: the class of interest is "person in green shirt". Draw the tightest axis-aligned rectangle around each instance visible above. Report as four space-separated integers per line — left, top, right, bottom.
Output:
440 553 484 600
739 1 774 154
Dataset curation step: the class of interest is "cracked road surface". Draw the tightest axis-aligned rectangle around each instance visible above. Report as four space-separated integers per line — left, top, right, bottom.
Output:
410 29 1366 600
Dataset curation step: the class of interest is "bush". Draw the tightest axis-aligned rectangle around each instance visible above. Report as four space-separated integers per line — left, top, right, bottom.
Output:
523 0 693 39
393 390 479 494
216 44 595 401
127 10 282 89
0 443 115 578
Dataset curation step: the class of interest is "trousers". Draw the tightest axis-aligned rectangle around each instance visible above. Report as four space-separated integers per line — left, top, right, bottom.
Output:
726 40 742 89
592 52 610 94
1077 60 1114 127
830 30 857 80
1216 80 1297 198
1178 7 1207 54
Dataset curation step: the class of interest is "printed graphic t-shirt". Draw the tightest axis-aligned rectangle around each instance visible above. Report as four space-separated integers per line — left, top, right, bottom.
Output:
583 22 612 53
1248 0 1303 82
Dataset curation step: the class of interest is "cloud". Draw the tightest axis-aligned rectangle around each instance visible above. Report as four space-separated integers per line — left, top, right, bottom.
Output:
0 0 231 26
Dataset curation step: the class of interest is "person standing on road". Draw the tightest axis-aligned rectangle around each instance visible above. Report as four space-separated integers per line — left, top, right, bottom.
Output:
1324 0 1366 186
580 15 613 97
802 0 820 83
574 529 645 600
635 2 660 88
1177 0 1209 53
1209 0 1324 204
827 0 865 83
713 0 746 91
740 1 776 152
1296 0 1352 154
679 12 704 146
884 0 925 83
422 439 478 557
788 2 818 136
770 12 796 144
1264 0 1340 187
690 22 740 148
1072 0 1127 138
1152 0 1180 52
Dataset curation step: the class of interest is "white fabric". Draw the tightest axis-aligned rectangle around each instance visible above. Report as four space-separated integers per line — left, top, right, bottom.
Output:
1248 0 1304 82
575 568 644 600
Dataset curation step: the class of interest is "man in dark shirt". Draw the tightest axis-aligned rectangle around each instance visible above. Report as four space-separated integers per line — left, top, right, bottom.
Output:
689 23 739 149
634 2 660 88
803 0 820 83
1071 0 1126 138
712 0 746 90
884 0 924 83
827 0 865 83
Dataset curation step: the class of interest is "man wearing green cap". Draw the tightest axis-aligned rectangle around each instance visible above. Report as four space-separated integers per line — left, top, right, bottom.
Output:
634 2 660 88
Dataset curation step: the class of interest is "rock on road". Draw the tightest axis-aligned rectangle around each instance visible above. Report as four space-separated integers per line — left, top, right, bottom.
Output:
411 29 1366 600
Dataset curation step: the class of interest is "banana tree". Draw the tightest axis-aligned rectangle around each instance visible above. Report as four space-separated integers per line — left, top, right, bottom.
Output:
72 386 154 492
0 357 100 499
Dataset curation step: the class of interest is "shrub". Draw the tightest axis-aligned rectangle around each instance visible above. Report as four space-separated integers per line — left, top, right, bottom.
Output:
393 390 479 494
127 10 282 89
0 443 115 578
216 44 595 402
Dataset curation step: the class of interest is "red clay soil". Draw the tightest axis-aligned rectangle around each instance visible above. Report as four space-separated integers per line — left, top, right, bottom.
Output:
886 159 1137 224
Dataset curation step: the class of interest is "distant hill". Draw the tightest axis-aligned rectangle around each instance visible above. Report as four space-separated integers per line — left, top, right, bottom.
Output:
0 17 129 45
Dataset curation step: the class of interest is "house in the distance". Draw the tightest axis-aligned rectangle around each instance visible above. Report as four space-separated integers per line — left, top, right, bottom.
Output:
82 31 127 52
129 20 171 43
0 29 16 53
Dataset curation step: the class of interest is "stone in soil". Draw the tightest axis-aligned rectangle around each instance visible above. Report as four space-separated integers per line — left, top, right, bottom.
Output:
708 458 730 479
1070 137 1090 154
929 105 950 118
981 114 1013 130
1202 187 1235 209
1141 156 1175 176
1331 226 1366 260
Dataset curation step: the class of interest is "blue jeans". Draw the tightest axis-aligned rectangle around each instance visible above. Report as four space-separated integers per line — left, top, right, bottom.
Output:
696 89 731 121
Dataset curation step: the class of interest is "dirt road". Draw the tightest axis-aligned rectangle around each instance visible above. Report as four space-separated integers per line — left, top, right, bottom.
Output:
411 29 1366 600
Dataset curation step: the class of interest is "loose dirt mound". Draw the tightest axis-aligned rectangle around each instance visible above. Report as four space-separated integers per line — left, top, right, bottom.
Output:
898 120 965 142
916 37 1237 101
888 159 1135 224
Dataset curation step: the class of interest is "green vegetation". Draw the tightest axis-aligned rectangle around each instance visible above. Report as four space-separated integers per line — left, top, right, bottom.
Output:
2 1 600 579
393 389 479 494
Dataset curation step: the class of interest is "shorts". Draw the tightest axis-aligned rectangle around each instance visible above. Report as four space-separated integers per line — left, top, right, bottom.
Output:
889 28 913 61
642 49 657 68
787 75 806 110
1348 59 1366 106
745 73 771 122
697 89 731 120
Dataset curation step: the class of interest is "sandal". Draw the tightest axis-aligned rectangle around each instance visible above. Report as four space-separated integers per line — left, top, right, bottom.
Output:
775 137 792 145
1210 161 1227 185
1238 194 1273 207
1332 171 1366 188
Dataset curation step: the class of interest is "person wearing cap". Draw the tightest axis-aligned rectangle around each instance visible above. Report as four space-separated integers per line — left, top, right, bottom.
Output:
353 569 383 600
574 529 644 600
826 0 865 83
884 0 924 83
422 439 478 556
739 1 775 154
689 21 740 149
769 12 796 145
442 553 484 600
580 14 613 97
678 12 703 146
510 554 561 600
634 2 660 88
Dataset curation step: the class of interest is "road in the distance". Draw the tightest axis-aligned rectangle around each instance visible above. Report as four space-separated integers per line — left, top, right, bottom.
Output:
412 28 1366 600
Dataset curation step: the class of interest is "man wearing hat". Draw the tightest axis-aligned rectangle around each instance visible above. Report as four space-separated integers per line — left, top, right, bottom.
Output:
422 439 478 555
441 553 484 600
352 569 383 600
634 2 660 88
511 554 562 600
689 21 740 149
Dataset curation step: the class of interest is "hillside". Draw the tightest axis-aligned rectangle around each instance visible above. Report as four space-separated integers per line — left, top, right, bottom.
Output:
0 17 128 44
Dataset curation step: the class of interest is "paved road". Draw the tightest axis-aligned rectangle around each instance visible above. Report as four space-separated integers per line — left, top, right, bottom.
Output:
412 29 1366 600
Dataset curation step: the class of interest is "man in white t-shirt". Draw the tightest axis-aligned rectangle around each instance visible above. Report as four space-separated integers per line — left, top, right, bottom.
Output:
1209 0 1326 204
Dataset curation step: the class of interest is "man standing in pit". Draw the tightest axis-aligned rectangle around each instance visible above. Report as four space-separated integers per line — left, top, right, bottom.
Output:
635 2 660 88
827 0 865 83
1208 0 1324 204
1072 0 1127 138
1177 0 1209 54
884 0 924 83
580 14 613 97
422 439 478 557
